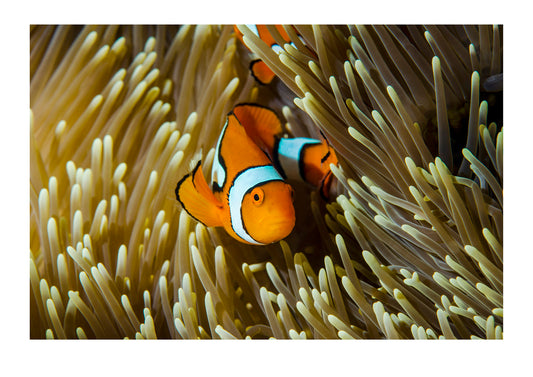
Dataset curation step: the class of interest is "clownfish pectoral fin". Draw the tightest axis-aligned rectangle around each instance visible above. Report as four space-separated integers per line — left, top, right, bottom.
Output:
233 103 283 155
175 162 224 227
250 59 276 85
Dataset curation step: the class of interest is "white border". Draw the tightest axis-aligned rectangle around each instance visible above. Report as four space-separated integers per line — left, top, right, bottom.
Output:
2 1 529 376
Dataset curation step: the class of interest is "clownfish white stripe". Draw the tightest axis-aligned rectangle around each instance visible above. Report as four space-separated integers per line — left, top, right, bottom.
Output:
211 118 228 191
275 137 320 182
228 165 284 245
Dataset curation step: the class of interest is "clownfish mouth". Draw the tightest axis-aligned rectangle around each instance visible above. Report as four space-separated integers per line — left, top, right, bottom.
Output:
253 218 295 244
271 218 295 235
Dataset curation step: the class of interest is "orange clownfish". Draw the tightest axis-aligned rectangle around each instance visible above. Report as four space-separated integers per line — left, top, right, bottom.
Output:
175 109 296 245
234 25 293 85
233 104 338 200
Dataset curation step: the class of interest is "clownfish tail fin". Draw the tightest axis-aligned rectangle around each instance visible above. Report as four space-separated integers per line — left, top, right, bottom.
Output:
175 161 224 227
233 103 283 155
250 59 276 85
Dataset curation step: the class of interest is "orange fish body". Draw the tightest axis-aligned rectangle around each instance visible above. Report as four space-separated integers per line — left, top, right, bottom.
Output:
234 25 292 85
175 110 295 245
233 104 338 199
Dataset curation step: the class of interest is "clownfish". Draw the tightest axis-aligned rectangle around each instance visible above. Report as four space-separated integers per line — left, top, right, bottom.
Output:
234 25 293 85
232 103 339 199
175 110 296 245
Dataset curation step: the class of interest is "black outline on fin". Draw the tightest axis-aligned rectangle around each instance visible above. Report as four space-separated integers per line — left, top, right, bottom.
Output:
175 161 206 225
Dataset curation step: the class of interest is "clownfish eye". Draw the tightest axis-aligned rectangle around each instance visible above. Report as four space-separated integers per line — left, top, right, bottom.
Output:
251 187 264 206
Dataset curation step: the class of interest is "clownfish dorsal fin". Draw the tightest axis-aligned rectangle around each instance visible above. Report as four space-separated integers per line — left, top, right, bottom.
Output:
175 161 224 227
233 103 282 155
249 59 276 85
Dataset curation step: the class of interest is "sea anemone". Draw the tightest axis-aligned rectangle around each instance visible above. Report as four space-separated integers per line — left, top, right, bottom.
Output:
30 24 502 340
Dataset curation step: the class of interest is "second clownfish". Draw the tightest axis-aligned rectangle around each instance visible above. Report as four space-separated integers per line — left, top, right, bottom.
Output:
234 25 293 85
233 104 338 199
175 109 295 245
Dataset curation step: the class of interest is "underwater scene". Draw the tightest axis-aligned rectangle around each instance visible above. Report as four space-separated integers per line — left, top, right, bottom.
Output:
30 25 503 340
